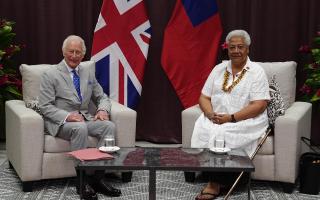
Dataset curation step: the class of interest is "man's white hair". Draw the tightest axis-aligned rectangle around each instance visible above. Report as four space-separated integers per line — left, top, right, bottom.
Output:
62 35 86 54
225 30 251 46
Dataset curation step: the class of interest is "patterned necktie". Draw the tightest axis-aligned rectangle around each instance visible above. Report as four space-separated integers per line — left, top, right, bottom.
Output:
72 70 82 102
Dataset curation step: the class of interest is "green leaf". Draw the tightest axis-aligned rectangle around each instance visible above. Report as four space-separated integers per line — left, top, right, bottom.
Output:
311 94 320 102
314 37 320 45
4 85 22 97
0 19 22 102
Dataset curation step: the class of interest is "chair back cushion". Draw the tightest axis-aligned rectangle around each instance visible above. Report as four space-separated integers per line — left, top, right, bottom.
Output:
20 64 53 105
20 61 94 107
257 61 297 109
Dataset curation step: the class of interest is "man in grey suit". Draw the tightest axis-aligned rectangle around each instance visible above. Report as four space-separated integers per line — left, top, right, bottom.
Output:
39 35 121 200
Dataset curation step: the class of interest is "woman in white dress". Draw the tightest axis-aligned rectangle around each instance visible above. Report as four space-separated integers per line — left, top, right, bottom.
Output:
192 30 270 200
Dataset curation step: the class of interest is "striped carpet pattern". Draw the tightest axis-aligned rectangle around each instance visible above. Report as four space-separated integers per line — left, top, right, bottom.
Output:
0 158 319 200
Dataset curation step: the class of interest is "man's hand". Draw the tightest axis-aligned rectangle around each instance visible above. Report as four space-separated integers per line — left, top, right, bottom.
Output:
94 110 109 121
66 112 84 122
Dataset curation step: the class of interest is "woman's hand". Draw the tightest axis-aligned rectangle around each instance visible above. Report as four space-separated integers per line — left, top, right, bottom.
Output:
205 112 217 120
212 113 231 124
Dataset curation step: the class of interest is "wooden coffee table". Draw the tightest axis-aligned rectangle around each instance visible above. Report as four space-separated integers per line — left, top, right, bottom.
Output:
76 147 254 200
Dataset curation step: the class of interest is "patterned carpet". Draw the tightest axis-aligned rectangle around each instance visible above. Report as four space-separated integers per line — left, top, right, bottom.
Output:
0 156 319 200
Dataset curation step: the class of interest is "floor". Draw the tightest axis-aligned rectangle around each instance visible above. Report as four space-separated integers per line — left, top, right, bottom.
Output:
0 141 6 166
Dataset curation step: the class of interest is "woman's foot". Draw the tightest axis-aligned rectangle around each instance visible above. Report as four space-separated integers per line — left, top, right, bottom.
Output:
195 182 220 200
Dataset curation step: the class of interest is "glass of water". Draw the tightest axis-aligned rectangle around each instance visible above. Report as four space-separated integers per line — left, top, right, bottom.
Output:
214 134 225 149
105 135 115 147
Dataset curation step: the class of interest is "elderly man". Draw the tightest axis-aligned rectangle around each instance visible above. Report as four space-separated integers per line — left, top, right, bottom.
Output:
39 35 121 200
191 30 270 200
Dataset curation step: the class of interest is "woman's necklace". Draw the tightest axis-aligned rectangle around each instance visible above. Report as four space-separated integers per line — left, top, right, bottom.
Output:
222 68 247 93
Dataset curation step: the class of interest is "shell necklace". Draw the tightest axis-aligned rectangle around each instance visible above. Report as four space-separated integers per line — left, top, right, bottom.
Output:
222 68 247 93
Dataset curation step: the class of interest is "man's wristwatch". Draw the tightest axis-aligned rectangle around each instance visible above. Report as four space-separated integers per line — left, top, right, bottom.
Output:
231 114 237 123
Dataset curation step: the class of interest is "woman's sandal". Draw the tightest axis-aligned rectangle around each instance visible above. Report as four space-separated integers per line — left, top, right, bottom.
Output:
195 189 219 200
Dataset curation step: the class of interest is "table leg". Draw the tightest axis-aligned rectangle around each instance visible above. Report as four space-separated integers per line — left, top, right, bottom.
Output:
184 171 196 182
149 170 156 200
247 173 251 200
121 171 133 182
79 169 84 199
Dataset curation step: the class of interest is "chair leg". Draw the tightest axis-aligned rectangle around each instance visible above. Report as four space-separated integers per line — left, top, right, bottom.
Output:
22 181 33 192
8 161 13 169
282 182 295 193
121 172 132 182
8 161 33 192
184 171 196 182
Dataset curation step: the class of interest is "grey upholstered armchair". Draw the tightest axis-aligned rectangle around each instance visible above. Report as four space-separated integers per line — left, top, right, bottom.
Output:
181 61 312 192
5 61 137 192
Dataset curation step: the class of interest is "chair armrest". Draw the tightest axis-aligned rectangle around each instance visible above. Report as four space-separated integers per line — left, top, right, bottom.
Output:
182 104 202 148
274 101 312 183
110 100 136 147
5 100 44 181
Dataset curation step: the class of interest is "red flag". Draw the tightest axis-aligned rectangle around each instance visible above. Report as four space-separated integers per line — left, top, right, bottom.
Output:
161 0 222 108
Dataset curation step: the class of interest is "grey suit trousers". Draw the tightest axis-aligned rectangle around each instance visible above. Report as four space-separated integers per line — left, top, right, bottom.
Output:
57 119 116 151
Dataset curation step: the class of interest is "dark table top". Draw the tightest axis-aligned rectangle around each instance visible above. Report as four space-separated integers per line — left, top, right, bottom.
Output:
76 147 254 172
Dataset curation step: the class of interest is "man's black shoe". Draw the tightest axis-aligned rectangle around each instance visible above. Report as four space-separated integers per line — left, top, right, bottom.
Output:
91 178 121 197
76 183 98 200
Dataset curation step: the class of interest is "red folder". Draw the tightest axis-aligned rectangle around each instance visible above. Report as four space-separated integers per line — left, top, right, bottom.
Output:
67 148 114 161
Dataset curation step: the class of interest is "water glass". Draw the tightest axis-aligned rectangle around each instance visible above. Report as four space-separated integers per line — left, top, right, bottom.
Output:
214 134 225 149
104 135 115 147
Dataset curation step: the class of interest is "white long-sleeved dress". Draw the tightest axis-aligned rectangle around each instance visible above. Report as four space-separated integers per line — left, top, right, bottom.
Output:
191 58 270 156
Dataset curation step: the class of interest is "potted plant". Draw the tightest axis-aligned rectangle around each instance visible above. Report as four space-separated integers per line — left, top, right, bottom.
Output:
0 19 23 139
299 31 320 144
299 32 320 103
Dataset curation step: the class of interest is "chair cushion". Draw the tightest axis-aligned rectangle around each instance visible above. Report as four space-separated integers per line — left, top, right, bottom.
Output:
257 135 274 155
25 98 42 114
20 61 94 112
20 64 53 107
257 61 297 109
267 75 285 125
44 135 98 153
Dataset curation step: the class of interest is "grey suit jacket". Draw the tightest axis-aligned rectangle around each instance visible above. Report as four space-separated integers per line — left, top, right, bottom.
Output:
39 60 111 136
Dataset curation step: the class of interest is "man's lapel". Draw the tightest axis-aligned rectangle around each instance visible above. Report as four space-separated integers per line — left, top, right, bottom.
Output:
78 64 88 101
57 61 79 99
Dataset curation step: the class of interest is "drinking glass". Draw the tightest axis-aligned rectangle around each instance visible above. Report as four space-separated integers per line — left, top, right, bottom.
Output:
104 135 115 147
214 134 225 149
